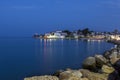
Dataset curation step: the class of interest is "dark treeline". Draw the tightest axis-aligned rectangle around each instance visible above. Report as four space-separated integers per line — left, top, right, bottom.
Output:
33 28 120 38
63 28 93 37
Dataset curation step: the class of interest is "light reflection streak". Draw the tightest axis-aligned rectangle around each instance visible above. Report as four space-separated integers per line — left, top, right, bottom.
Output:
86 40 104 56
43 39 57 69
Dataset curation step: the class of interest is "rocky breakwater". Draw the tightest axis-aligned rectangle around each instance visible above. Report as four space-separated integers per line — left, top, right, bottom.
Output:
24 45 120 80
107 40 120 45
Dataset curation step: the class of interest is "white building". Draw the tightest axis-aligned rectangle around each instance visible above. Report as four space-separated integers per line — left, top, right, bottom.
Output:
73 33 79 39
110 35 120 40
44 31 66 39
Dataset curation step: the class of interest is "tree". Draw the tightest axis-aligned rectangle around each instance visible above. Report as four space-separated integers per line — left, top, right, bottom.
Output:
62 30 71 35
82 28 91 36
77 29 82 34
114 29 119 35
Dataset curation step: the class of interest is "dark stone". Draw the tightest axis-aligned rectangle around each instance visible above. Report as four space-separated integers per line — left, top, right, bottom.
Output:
108 59 120 80
82 57 96 71
113 59 120 72
52 70 64 77
103 51 111 59
95 55 107 68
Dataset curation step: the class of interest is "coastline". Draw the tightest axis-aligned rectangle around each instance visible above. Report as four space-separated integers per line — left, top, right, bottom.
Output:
24 40 120 80
107 40 120 45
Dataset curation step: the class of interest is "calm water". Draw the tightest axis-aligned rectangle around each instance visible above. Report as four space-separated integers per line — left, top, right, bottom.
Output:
0 38 114 80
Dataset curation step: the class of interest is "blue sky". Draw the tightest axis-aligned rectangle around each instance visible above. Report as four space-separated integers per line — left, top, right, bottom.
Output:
0 0 120 37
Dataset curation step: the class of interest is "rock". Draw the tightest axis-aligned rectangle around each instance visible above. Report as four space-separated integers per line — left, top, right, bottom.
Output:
102 65 114 74
117 45 120 51
113 59 120 71
53 70 64 77
95 55 107 68
24 75 59 80
104 48 119 61
117 52 120 58
110 48 118 53
80 69 108 80
66 68 72 71
80 78 89 80
103 51 111 59
104 48 120 64
108 59 120 80
116 44 119 47
82 57 96 70
59 70 82 80
110 52 119 64
110 57 119 65
79 69 90 78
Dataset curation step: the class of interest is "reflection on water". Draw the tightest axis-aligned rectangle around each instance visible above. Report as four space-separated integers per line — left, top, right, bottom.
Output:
0 38 114 80
86 40 104 56
35 39 114 72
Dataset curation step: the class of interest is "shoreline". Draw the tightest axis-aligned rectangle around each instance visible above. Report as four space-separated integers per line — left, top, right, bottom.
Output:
35 37 106 41
24 40 120 80
107 40 120 45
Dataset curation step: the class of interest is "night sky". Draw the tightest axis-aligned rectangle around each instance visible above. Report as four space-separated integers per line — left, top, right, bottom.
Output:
0 0 120 37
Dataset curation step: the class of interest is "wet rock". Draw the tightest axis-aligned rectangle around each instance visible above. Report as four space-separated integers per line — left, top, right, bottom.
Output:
82 57 96 70
59 70 82 80
102 65 114 74
95 55 107 68
80 69 108 80
24 75 59 80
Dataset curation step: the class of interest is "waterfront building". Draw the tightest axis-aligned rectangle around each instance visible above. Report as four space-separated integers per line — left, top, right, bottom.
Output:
73 33 79 39
110 35 120 40
44 31 66 39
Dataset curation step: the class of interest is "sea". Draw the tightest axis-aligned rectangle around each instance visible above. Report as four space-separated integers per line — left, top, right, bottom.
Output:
0 37 114 80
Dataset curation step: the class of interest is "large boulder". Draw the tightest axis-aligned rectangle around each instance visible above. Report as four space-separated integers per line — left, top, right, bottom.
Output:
104 48 120 64
95 55 107 68
80 69 108 80
82 57 96 70
59 70 82 80
108 59 120 80
117 52 120 58
24 75 59 80
109 51 119 64
103 51 111 59
102 65 114 74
